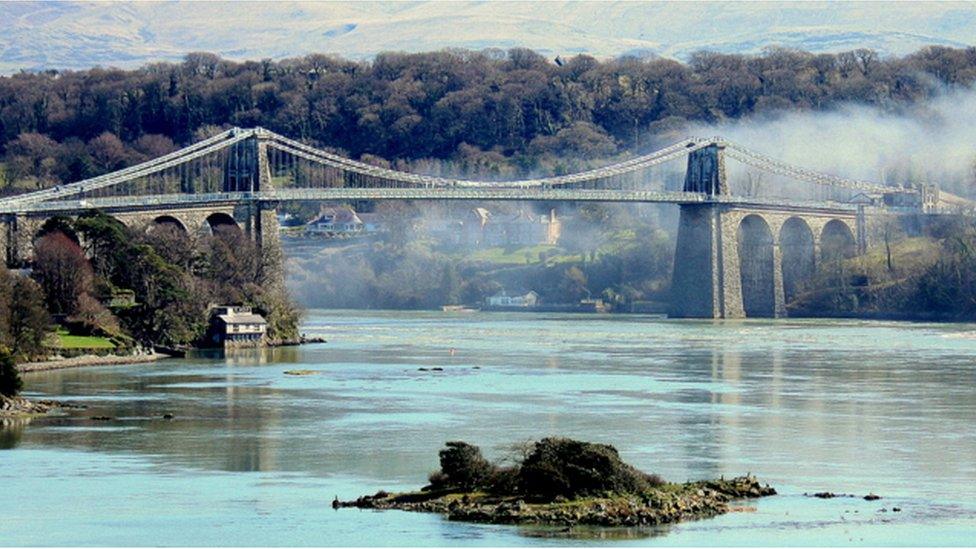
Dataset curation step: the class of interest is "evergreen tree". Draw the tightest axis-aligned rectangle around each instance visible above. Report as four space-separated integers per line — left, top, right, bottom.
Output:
0 351 22 397
9 277 51 359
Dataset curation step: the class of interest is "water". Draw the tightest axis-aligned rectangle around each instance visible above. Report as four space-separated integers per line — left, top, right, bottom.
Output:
2 311 976 546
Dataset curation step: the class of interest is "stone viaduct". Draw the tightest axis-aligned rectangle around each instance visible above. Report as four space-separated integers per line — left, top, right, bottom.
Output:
669 202 859 318
1 202 279 268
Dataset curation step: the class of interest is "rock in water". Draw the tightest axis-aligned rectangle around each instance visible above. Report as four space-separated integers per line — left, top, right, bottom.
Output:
335 438 776 529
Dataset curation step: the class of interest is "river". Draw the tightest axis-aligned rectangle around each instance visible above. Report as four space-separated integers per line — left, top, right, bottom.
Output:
2 311 975 546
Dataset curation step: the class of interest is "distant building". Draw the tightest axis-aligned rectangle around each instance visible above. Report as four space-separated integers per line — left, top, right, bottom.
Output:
882 189 924 210
483 293 608 313
460 207 493 246
304 207 386 237
485 290 539 308
484 209 561 246
306 207 364 236
208 306 267 348
436 207 561 247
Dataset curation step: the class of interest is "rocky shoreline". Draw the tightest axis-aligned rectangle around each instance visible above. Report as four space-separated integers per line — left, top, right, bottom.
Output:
269 335 327 347
0 394 54 418
17 335 327 374
17 351 169 373
0 394 84 421
335 438 775 529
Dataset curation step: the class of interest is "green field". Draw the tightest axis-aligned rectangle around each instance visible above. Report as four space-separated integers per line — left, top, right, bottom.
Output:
49 328 116 350
459 244 585 266
455 230 643 267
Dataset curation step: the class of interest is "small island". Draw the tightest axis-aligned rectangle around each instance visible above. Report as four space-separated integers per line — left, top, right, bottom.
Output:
336 438 775 528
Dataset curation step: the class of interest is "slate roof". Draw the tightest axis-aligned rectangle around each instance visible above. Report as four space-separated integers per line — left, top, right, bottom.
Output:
217 313 267 325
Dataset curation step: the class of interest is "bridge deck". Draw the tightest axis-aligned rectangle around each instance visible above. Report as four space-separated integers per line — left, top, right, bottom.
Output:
0 188 859 216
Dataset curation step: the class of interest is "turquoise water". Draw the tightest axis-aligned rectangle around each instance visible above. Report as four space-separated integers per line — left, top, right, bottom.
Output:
2 311 976 545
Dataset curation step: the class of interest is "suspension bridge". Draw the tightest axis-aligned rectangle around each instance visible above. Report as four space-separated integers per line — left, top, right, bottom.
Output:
0 127 970 318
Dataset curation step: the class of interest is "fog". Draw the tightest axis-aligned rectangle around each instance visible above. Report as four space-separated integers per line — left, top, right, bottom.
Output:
689 86 976 196
282 198 674 310
282 89 976 309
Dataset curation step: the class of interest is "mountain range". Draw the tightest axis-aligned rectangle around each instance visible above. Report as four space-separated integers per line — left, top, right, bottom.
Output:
1 1 975 73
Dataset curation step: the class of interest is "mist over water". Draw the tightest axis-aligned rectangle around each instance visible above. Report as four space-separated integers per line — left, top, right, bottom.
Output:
690 86 976 194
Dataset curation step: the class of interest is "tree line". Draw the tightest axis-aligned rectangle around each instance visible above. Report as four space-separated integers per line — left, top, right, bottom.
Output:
2 45 976 191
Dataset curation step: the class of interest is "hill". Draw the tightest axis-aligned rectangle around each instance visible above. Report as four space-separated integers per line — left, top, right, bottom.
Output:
2 1 974 74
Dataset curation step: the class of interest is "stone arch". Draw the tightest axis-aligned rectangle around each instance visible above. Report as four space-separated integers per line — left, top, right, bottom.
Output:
148 214 188 234
820 219 856 262
779 217 815 303
737 214 776 317
203 212 242 236
34 216 79 245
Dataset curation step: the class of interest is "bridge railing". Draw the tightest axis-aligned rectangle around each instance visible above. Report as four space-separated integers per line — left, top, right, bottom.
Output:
1 187 869 216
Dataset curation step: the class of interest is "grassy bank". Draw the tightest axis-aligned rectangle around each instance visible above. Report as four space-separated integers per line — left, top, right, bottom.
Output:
790 231 976 320
48 328 116 350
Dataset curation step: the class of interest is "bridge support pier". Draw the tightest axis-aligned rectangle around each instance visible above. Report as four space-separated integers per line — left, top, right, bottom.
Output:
771 244 787 318
239 201 279 251
669 203 747 319
2 214 44 268
671 203 806 319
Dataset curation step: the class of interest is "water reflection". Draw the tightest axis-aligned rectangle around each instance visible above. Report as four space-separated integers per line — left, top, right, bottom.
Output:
519 523 673 540
0 416 27 448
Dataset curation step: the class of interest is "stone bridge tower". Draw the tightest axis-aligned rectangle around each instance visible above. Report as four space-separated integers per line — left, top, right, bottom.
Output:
669 144 859 319
225 128 279 253
670 144 741 318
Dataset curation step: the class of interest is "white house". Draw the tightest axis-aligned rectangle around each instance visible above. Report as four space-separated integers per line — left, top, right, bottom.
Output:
485 290 539 308
306 207 364 236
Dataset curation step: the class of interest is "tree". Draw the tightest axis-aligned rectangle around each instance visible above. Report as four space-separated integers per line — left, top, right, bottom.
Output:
87 132 129 173
560 266 589 302
0 351 22 397
4 132 60 187
201 228 260 302
0 263 51 361
0 266 12 351
434 441 494 491
131 134 177 160
440 263 461 305
69 293 121 337
9 277 50 359
528 121 618 159
74 212 130 281
142 224 196 270
32 232 95 316
116 243 204 345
